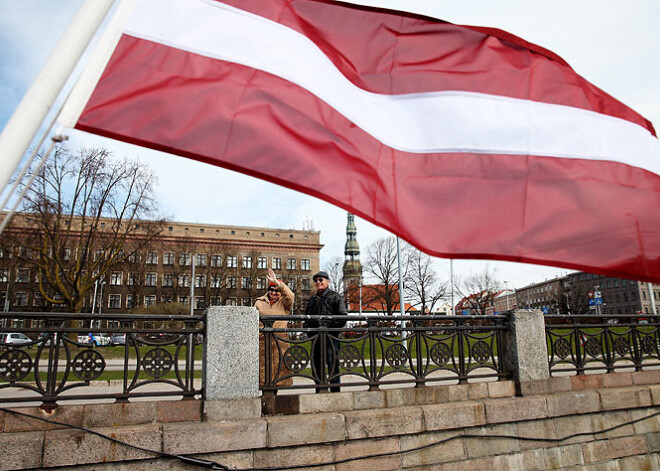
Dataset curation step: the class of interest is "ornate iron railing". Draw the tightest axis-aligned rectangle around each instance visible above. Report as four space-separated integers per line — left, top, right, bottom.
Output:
0 312 203 409
260 314 509 393
545 314 660 375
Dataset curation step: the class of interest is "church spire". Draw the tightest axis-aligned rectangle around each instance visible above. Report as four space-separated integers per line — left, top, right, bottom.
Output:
343 212 362 286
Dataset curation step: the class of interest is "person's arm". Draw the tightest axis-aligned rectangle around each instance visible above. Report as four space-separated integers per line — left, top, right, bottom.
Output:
278 280 294 313
330 292 348 327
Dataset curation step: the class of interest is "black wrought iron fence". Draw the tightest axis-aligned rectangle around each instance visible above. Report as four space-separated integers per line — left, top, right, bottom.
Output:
0 312 203 409
545 314 660 375
260 314 509 393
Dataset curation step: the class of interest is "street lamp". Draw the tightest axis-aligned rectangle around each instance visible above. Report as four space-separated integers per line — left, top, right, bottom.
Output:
504 281 510 311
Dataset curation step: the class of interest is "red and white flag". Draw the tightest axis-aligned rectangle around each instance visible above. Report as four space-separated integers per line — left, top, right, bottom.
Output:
60 0 660 282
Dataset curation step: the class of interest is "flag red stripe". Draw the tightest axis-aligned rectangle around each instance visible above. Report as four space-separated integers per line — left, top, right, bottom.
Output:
214 0 654 135
76 36 660 281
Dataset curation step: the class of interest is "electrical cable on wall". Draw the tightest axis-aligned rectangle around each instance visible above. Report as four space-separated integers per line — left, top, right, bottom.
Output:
1 405 659 470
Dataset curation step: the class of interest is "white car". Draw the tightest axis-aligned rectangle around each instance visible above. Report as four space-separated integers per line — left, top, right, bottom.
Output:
77 333 111 346
1 332 32 347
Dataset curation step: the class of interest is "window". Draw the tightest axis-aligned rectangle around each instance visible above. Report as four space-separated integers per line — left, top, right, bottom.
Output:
243 297 251 306
211 275 222 288
32 292 44 307
195 274 207 288
257 277 267 290
16 268 29 283
227 255 237 268
179 252 191 266
144 295 156 307
211 254 222 267
301 259 311 271
163 274 174 287
302 278 311 291
178 274 190 288
15 292 28 307
225 298 237 306
287 258 296 270
163 252 175 265
272 258 282 270
287 279 296 291
211 296 222 306
242 256 252 269
257 257 267 269
242 277 252 289
0 269 8 283
195 296 205 309
109 295 121 309
63 247 71 261
196 253 207 267
227 276 237 289
179 296 189 305
127 295 138 309
128 252 139 263
145 273 157 287
161 295 173 303
110 272 123 286
146 251 158 264
127 273 138 286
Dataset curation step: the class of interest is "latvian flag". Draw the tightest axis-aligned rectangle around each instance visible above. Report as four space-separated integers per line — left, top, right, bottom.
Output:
59 0 660 282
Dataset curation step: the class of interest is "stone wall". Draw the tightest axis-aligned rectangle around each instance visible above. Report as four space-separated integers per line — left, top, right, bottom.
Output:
2 371 660 470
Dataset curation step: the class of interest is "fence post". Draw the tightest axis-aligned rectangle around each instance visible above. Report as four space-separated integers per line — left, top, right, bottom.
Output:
502 309 550 393
203 306 261 419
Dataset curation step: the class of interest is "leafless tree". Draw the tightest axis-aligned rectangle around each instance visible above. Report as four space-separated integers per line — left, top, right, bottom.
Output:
6 146 164 312
405 249 447 315
362 237 409 315
455 267 501 315
322 256 345 299
550 284 591 314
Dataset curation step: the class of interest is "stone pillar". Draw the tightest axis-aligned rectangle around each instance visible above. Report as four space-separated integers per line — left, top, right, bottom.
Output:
203 306 261 419
502 309 550 387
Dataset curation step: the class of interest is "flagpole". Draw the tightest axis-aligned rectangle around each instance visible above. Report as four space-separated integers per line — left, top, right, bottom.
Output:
396 237 405 317
0 0 115 195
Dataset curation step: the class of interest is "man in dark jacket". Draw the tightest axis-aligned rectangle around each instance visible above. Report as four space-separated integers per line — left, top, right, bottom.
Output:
304 270 347 392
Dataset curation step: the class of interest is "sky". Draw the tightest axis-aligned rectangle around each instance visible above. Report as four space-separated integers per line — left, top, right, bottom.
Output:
0 0 658 290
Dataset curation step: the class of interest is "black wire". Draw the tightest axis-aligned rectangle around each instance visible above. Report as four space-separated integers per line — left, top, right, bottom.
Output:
0 406 228 470
2 405 660 471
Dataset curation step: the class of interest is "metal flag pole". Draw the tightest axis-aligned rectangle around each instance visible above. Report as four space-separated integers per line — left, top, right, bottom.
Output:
396 237 405 317
450 259 455 316
190 258 195 316
648 283 657 315
0 0 115 195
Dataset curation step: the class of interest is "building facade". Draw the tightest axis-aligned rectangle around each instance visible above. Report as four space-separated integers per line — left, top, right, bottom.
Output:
0 214 322 316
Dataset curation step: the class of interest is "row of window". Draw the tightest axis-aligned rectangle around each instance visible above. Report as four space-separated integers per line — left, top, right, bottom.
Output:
4 291 295 310
126 253 311 271
107 273 312 291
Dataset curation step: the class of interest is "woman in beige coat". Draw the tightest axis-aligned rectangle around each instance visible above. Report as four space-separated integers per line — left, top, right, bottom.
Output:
254 268 294 388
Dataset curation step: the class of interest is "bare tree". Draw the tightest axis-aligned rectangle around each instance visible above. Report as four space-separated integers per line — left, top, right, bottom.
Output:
405 249 447 314
6 146 163 312
455 267 501 315
322 256 345 299
550 284 591 314
362 237 409 315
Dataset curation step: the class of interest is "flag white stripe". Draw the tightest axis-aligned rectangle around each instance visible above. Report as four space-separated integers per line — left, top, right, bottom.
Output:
70 0 660 175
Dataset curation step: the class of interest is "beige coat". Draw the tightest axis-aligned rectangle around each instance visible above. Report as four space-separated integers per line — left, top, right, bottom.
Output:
254 281 294 387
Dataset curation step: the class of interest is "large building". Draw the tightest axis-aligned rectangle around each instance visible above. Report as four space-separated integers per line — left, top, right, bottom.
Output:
0 213 322 316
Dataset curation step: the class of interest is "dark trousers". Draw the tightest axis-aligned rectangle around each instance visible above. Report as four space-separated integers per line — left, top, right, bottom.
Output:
312 335 341 392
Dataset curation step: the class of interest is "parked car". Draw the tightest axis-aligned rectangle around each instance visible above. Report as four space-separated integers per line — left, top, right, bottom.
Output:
1 332 32 348
109 333 127 346
77 333 111 346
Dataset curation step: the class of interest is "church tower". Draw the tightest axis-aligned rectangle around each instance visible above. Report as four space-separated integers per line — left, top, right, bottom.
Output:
343 212 362 288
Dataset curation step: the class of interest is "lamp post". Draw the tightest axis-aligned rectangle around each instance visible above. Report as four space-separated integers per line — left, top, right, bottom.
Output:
504 281 510 311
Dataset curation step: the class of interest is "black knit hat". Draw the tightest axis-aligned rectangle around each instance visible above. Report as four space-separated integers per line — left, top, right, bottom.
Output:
313 271 330 280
